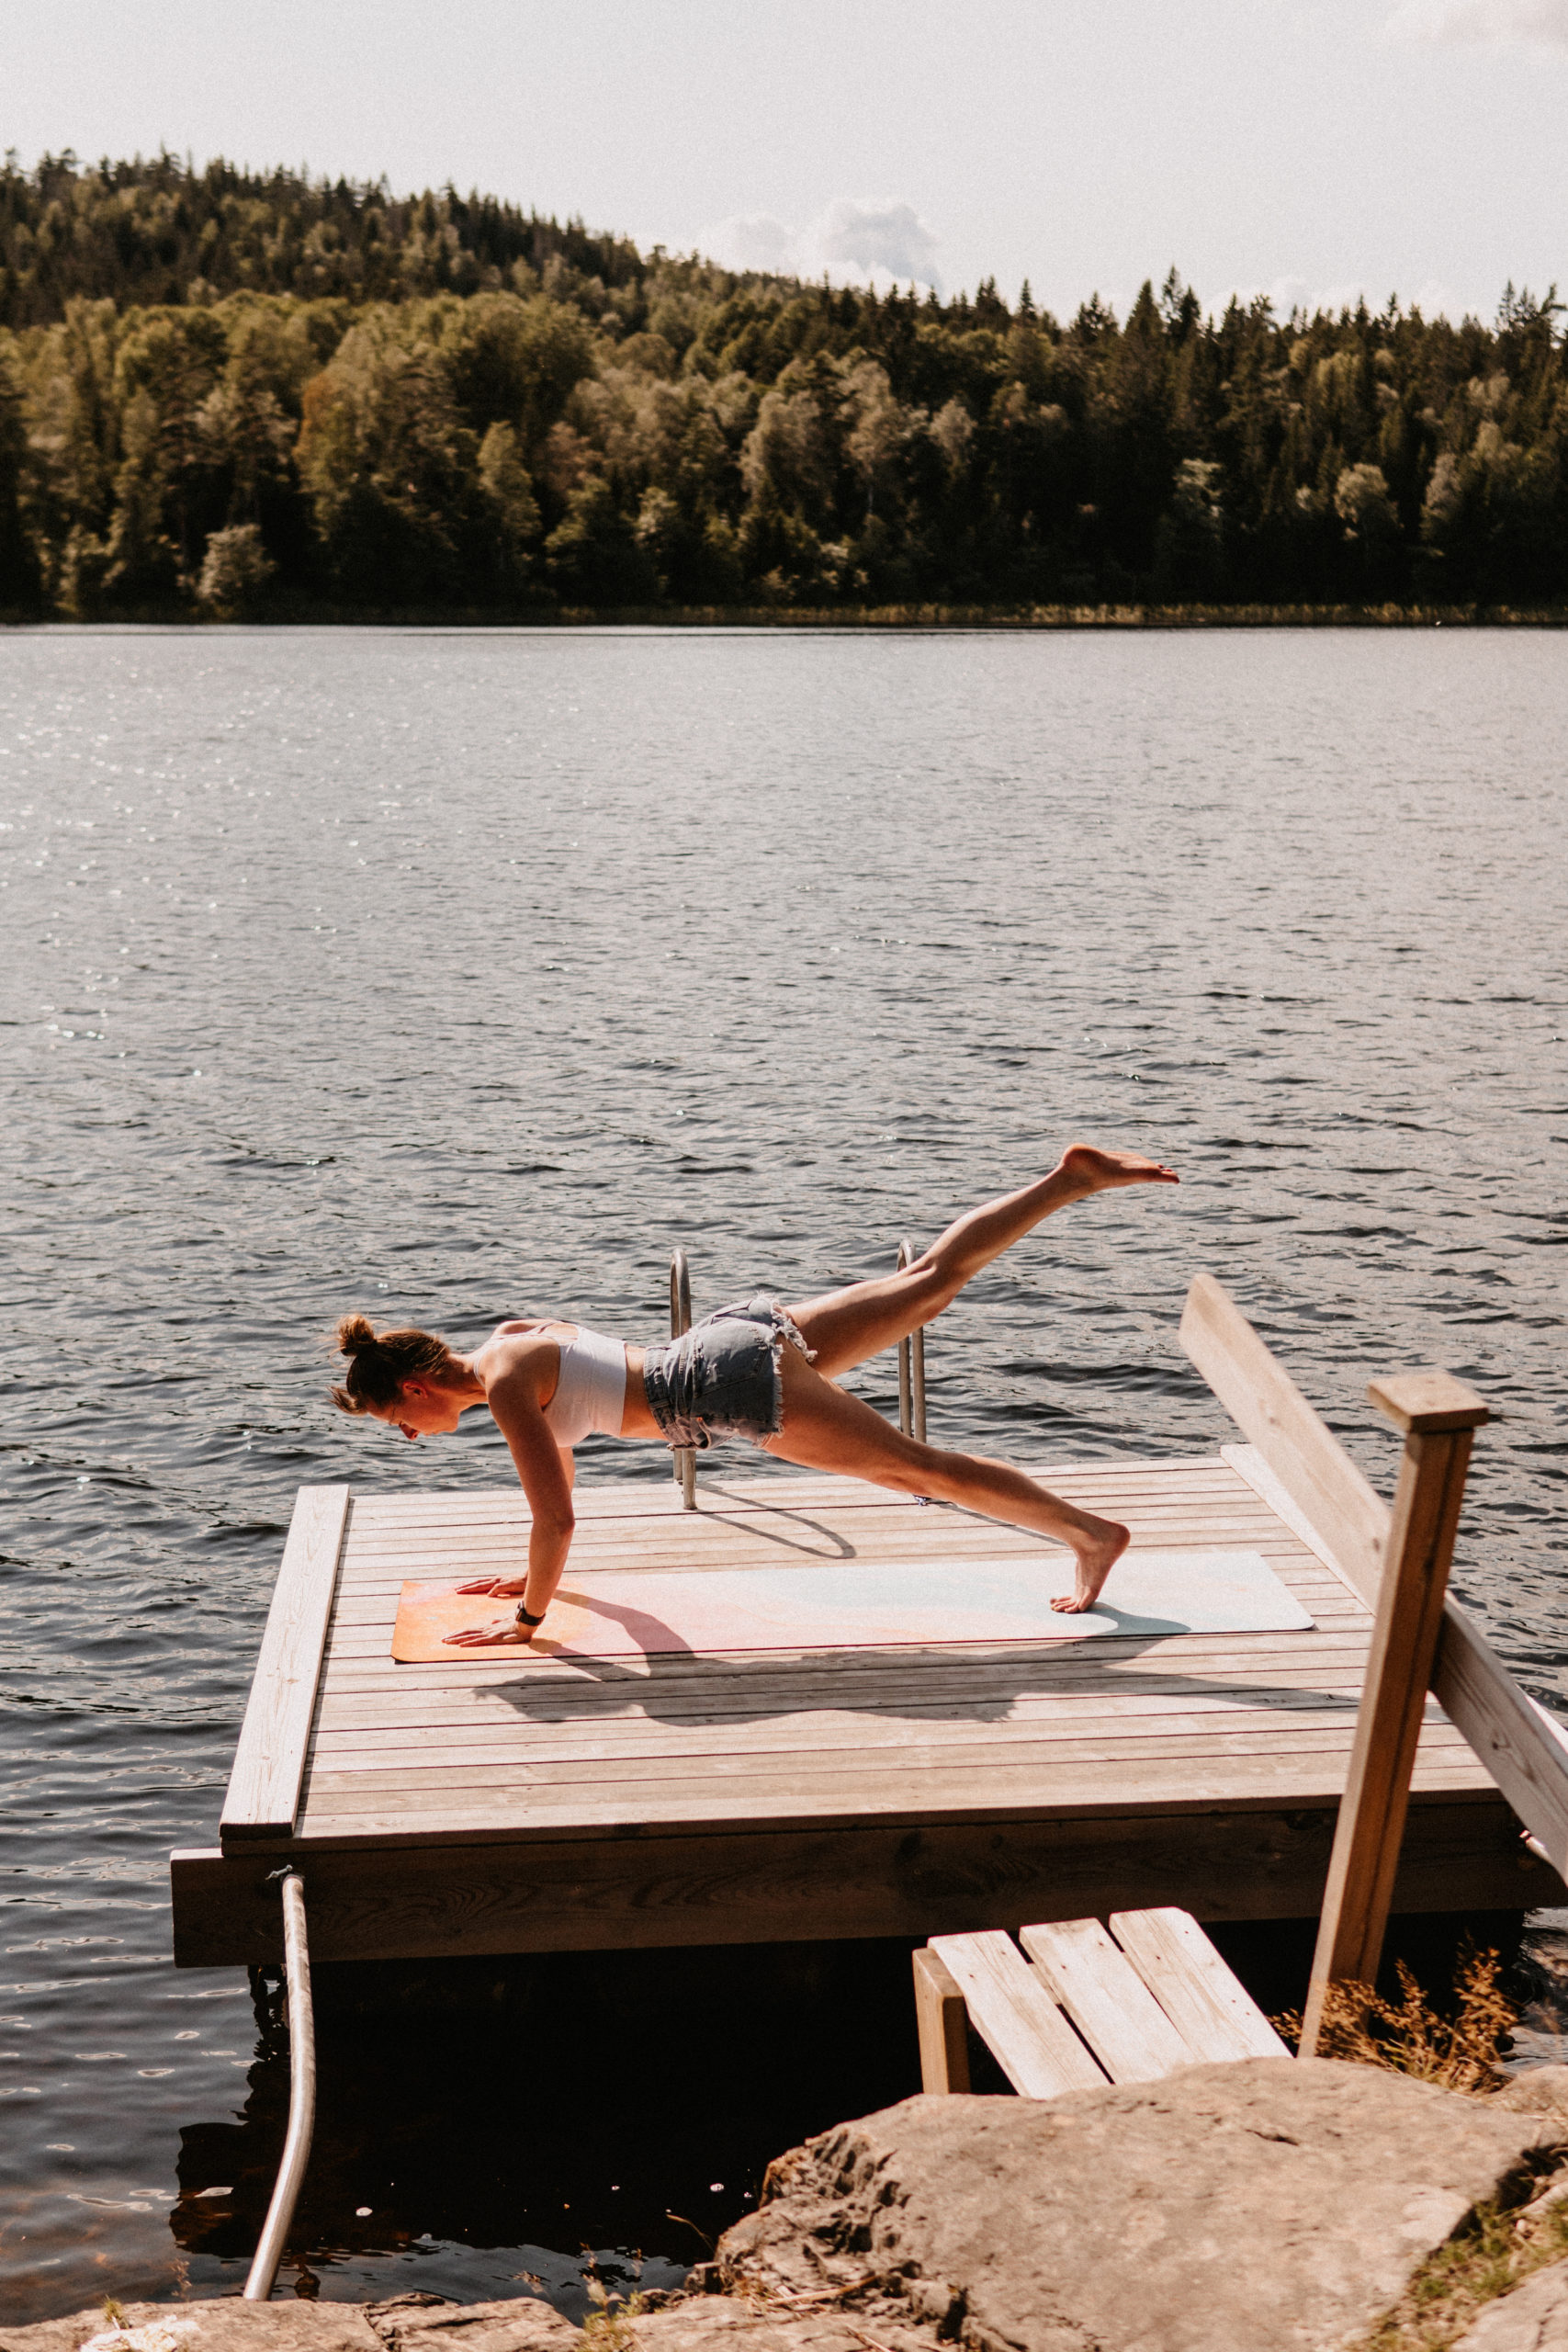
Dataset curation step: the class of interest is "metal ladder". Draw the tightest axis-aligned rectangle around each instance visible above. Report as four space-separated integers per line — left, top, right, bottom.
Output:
669 1239 929 1510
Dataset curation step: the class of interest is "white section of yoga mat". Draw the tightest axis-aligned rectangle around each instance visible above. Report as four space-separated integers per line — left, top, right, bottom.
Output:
392 1546 1314 1661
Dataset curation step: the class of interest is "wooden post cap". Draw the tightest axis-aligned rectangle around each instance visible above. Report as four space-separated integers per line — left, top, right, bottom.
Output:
1367 1370 1489 1434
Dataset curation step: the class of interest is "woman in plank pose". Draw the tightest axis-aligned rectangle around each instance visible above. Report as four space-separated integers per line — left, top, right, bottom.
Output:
332 1144 1177 1645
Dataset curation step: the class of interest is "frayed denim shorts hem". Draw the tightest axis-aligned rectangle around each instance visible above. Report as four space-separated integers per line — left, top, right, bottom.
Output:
642 1295 813 1450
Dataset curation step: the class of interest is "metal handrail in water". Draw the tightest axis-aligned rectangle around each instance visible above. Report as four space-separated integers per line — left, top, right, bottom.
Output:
669 1248 697 1510
243 1871 316 2300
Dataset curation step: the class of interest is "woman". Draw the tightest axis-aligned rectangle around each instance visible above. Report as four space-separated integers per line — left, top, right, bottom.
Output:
332 1143 1177 1645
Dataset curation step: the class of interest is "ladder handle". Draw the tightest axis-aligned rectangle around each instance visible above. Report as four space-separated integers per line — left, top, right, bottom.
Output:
670 1248 693 1339
897 1239 928 1445
669 1250 696 1510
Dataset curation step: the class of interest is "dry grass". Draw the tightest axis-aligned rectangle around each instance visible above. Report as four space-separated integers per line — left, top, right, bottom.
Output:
1270 1948 1568 2346
1357 2190 1568 2349
581 2280 649 2352
1275 1948 1517 2094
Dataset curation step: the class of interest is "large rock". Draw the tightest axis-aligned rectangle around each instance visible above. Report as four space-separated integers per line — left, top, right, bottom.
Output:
0 2304 384 2352
1499 2069 1568 2122
0 2297 924 2352
706 2059 1568 2352
0 2300 576 2352
369 2297 578 2352
634 2302 935 2352
1453 2260 1568 2349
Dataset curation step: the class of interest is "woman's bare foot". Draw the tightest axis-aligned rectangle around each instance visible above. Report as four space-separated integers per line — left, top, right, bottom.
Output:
1050 1519 1130 1614
1058 1142 1179 1196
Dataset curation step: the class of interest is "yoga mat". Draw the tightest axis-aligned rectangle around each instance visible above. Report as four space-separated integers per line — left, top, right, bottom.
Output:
390 1546 1313 1661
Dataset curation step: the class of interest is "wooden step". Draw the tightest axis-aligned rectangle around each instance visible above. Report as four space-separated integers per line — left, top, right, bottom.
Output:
916 1905 1287 2094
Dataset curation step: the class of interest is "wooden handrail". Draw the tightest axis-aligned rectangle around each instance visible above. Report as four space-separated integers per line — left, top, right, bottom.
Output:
1180 1272 1388 1599
1183 1274 1568 1883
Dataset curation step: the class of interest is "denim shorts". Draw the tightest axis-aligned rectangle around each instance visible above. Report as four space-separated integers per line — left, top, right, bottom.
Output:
642 1295 813 1451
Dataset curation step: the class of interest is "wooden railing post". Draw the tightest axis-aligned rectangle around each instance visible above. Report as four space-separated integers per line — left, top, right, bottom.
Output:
1298 1370 1490 2055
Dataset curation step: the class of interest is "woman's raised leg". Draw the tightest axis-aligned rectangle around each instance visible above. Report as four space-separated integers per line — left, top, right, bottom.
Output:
787 1142 1178 1381
763 1342 1129 1611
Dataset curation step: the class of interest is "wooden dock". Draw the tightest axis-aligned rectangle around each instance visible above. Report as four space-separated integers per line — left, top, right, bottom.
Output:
170 1440 1561 1968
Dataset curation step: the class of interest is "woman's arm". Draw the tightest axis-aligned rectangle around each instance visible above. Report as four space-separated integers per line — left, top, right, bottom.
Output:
445 1374 576 1645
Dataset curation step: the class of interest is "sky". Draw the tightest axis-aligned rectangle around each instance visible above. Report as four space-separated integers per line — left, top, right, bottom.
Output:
7 0 1568 321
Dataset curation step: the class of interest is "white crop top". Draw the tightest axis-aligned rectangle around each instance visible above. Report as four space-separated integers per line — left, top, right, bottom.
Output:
540 1324 628 1446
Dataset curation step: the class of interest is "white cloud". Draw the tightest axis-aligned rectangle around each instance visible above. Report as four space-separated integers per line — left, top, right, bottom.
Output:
1386 0 1568 45
697 197 942 292
700 211 799 274
1205 272 1468 322
1206 274 1370 322
814 198 942 289
1406 276 1470 319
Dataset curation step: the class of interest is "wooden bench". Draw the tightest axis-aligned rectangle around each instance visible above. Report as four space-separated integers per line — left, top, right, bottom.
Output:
913 1907 1288 2096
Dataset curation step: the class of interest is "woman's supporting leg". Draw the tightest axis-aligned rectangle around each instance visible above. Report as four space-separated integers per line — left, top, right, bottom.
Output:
763 1343 1129 1611
787 1142 1178 1381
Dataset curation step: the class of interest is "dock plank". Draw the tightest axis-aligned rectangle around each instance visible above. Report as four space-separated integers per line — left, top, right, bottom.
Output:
293 1743 1489 1846
309 1691 1376 1747
302 1705 1433 1777
299 1736 1491 1801
306 1698 1384 1754
221 1484 350 1841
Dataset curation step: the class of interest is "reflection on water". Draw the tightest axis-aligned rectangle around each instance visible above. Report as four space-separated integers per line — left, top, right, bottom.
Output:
1 626 1564 2318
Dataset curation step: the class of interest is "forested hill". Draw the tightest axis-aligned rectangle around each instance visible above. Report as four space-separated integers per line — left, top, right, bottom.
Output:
1 153 1565 619
0 153 654 324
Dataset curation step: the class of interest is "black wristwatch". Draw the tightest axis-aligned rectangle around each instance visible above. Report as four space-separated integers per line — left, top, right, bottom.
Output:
515 1603 545 1627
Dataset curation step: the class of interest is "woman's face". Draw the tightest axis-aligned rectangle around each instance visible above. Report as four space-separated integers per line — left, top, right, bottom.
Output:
371 1379 464 1441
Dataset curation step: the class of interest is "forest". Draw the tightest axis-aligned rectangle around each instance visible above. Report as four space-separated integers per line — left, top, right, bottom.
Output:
2 151 1566 618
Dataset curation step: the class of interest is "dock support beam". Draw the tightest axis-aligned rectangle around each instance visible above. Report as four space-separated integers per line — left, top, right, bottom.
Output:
244 1871 317 2300
1299 1372 1490 2055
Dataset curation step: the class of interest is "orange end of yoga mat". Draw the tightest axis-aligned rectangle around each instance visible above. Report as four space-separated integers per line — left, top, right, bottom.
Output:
390 1547 1314 1663
392 1580 619 1661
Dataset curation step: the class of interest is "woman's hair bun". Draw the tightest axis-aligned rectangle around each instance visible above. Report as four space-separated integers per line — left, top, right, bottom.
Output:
329 1317 452 1412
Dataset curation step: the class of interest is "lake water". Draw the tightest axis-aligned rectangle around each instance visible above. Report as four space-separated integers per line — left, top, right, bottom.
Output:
2 625 1565 2321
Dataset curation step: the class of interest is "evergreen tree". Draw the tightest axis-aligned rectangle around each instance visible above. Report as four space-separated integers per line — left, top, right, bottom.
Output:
0 342 40 611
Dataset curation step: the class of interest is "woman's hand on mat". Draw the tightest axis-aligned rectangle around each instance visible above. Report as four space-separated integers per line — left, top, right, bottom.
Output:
442 1615 536 1646
454 1575 530 1596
